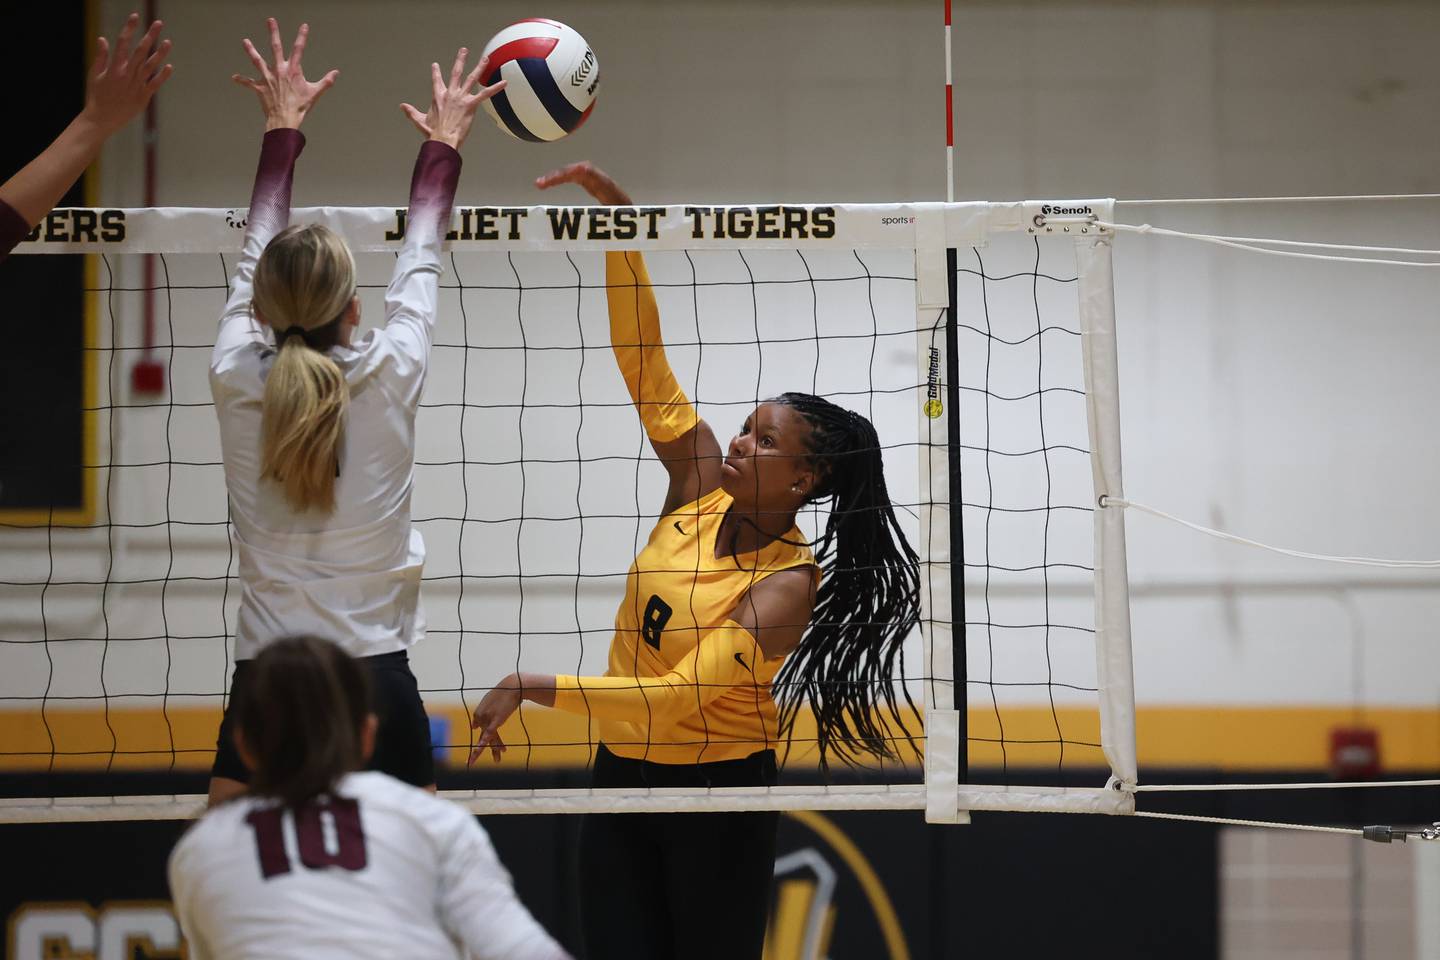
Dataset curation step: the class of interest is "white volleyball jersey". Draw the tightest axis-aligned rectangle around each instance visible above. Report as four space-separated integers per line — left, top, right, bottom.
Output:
168 771 570 960
210 133 460 659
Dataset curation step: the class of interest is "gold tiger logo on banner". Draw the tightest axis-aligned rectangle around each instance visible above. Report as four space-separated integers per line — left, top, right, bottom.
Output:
766 811 909 960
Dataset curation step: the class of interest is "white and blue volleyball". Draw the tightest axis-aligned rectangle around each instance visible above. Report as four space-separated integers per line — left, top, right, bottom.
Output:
480 19 598 142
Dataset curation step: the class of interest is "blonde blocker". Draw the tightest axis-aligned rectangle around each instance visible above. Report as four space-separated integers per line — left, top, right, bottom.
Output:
252 224 356 512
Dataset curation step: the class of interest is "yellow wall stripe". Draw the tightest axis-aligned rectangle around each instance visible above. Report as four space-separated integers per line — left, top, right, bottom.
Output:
1 704 1435 773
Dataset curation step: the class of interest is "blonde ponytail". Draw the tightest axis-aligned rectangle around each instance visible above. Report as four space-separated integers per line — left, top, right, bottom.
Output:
252 224 357 513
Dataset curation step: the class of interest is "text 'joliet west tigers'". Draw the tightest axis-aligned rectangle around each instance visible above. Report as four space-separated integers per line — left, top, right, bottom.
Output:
384 205 839 242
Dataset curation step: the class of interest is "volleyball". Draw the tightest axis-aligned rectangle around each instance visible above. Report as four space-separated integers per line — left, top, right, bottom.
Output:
479 19 598 142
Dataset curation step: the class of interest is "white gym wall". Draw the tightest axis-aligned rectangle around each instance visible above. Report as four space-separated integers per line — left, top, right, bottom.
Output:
48 0 1440 732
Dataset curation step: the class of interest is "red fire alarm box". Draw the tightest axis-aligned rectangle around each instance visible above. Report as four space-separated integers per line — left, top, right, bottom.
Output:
1329 726 1380 780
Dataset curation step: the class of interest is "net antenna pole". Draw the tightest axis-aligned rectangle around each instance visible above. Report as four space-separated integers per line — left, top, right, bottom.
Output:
941 3 962 769
942 0 963 795
919 0 969 827
944 0 955 204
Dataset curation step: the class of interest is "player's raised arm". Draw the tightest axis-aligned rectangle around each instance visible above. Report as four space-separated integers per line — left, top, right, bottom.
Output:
0 12 173 261
229 17 338 240
214 19 338 363
379 48 505 400
536 162 724 516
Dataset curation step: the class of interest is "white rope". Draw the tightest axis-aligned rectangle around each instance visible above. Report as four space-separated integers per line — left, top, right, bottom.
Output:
1116 193 1440 206
1097 221 1440 267
1135 810 1362 836
1123 225 1440 253
1106 497 1440 569
1132 779 1440 793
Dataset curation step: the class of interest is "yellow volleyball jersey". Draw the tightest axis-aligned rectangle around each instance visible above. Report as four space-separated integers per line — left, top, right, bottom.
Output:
575 486 817 765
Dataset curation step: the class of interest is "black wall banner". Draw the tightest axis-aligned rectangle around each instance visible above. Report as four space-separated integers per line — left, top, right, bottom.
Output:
7 769 1436 958
0 803 1220 960
0 4 90 522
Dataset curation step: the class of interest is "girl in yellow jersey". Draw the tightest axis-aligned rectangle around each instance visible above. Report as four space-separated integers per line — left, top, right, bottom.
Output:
470 163 920 960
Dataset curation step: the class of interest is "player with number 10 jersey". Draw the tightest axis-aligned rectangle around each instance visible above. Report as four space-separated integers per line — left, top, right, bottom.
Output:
170 634 568 960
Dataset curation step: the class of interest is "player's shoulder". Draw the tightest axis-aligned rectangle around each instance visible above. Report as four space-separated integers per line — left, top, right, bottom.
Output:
330 328 422 389
658 484 729 528
170 793 265 865
342 772 471 829
191 793 265 830
344 773 487 861
210 340 270 386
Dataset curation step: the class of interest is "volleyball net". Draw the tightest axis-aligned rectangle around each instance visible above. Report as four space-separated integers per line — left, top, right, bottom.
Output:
0 201 1136 821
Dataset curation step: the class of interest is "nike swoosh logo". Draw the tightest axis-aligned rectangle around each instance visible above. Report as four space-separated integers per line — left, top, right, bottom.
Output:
734 652 749 670
673 521 686 535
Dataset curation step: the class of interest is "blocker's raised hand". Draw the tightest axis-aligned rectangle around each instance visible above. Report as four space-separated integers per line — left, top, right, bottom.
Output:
233 19 338 131
84 12 174 135
400 48 506 150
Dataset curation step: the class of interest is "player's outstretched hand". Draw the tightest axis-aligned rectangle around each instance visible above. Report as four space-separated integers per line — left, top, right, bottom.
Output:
535 162 633 205
469 674 523 765
84 12 174 135
401 49 506 151
233 19 338 131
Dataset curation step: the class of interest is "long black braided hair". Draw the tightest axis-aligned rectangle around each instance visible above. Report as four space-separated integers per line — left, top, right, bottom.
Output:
768 392 921 769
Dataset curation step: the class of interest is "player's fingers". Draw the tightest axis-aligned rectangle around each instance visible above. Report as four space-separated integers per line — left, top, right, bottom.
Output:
130 19 162 68
142 38 172 78
473 77 506 106
267 17 285 67
536 162 590 189
401 102 432 135
470 725 493 763
113 13 140 67
232 73 261 91
241 38 270 79
314 68 339 96
91 36 110 79
291 22 308 69
462 56 487 93
448 47 467 90
430 61 445 101
146 62 174 93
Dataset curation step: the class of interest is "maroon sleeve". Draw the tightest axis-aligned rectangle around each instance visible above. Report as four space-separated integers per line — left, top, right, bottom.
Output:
0 198 33 263
215 129 307 347
245 128 306 240
405 140 462 235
